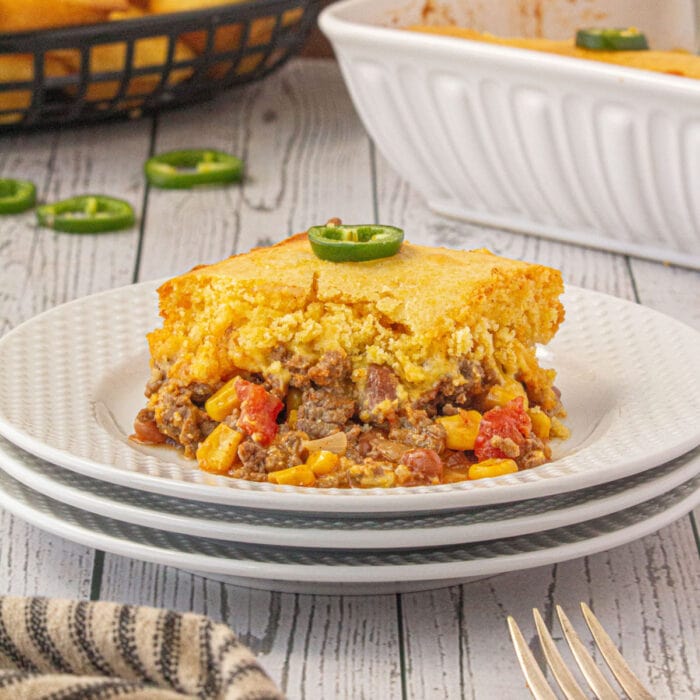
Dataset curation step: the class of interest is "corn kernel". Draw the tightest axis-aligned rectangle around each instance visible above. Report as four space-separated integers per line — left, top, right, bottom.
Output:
267 464 316 487
468 458 519 480
528 407 551 440
359 471 396 488
442 468 470 483
306 450 339 476
437 410 482 451
205 377 240 421
394 464 412 485
286 387 302 411
196 423 243 475
550 416 571 439
348 465 396 488
483 379 528 410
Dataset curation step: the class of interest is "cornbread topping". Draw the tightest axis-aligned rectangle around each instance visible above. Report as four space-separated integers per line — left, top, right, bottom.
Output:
133 231 569 488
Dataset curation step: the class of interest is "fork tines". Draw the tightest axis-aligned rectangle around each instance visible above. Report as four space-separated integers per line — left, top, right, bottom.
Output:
507 602 654 700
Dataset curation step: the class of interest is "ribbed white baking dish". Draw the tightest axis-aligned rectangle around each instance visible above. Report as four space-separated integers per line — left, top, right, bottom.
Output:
320 0 700 268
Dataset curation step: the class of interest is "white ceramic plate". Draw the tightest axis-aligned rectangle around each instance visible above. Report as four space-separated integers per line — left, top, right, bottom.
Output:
0 280 699 513
0 463 697 595
0 436 698 550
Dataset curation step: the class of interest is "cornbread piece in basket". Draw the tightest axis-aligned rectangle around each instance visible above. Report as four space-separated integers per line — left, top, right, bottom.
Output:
134 233 568 488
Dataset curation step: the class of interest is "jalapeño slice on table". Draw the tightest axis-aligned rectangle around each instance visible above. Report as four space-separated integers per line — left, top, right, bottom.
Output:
144 148 244 189
575 28 649 51
0 178 36 214
36 195 135 233
307 223 404 262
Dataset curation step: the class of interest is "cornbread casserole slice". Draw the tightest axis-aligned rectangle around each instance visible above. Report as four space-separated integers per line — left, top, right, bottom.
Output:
133 233 568 488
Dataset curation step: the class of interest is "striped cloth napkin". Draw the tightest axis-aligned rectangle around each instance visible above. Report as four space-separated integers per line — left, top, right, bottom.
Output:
0 596 284 699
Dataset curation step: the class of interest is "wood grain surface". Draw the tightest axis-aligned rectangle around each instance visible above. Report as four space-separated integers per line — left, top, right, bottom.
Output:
0 59 698 699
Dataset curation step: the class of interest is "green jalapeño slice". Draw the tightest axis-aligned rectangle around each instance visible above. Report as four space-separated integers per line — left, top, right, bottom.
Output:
0 178 36 214
36 195 135 233
308 223 404 262
144 148 244 189
575 28 649 51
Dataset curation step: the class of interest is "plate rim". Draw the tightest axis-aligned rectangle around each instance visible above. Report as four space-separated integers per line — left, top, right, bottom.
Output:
0 463 697 586
0 435 698 550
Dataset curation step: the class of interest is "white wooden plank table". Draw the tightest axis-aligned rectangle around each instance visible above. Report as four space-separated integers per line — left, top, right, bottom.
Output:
0 58 698 699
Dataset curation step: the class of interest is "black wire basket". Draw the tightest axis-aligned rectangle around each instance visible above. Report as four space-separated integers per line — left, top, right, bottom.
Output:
0 0 321 131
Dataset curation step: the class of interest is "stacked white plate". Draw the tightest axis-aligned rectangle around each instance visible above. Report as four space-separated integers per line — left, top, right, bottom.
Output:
0 281 698 594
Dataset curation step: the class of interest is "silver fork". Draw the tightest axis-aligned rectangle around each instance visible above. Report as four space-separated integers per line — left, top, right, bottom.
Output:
507 602 654 700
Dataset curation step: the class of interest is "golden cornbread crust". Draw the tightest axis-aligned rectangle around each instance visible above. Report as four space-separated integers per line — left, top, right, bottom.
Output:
136 233 567 488
150 234 563 391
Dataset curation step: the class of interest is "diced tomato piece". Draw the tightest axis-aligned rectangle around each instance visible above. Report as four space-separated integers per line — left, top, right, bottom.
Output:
235 378 284 446
400 448 444 483
474 397 532 461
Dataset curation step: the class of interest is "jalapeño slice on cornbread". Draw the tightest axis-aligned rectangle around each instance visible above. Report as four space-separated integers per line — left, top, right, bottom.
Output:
134 232 568 488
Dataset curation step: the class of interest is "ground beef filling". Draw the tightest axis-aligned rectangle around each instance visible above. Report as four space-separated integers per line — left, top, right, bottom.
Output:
145 349 556 485
295 387 356 439
140 387 217 457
